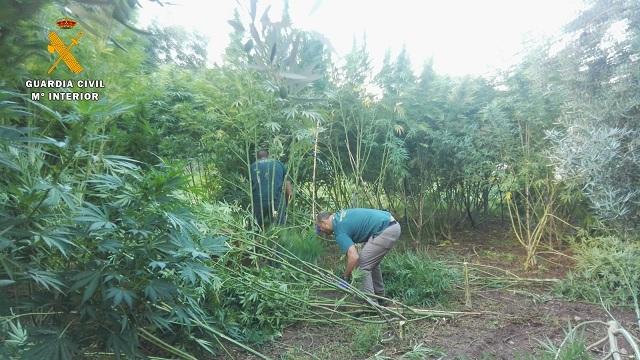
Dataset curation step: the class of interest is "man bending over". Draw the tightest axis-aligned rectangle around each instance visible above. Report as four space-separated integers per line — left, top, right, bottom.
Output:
316 208 401 304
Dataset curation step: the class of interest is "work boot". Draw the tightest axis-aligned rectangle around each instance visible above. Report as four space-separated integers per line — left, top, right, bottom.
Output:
375 292 388 307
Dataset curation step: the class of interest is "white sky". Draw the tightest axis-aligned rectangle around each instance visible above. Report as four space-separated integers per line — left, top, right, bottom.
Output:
137 0 586 77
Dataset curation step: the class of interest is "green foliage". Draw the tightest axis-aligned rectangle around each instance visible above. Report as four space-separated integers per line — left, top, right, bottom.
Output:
557 235 640 305
277 227 325 264
547 0 640 232
534 327 593 360
548 124 640 230
381 251 461 306
0 118 232 358
145 24 208 68
397 344 446 359
229 0 331 97
371 343 446 359
4 0 640 357
351 323 383 356
210 266 310 345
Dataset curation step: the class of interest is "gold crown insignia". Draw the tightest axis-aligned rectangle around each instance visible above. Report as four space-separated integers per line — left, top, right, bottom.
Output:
56 18 77 29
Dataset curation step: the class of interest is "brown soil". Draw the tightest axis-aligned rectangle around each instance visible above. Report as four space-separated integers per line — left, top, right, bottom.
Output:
248 292 638 359
417 292 638 359
222 221 640 359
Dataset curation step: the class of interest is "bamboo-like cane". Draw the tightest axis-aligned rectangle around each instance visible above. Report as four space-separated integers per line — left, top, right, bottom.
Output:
464 261 472 309
311 118 320 218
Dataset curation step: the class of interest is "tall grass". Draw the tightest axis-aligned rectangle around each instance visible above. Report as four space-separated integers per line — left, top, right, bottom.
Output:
534 330 593 360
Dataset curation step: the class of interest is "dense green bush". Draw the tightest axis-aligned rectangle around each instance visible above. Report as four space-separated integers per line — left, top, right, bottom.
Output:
557 235 640 305
0 123 319 358
547 0 640 232
381 251 461 306
0 125 231 358
277 227 325 265
3 0 640 358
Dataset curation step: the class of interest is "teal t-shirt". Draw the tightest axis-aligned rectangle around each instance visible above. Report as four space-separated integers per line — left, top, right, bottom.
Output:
249 159 286 205
332 208 393 253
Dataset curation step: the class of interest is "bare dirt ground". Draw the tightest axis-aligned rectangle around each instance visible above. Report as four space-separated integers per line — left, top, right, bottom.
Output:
225 221 639 359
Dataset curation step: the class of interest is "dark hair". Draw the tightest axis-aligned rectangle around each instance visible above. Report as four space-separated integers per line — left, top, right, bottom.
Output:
257 149 269 159
316 211 332 223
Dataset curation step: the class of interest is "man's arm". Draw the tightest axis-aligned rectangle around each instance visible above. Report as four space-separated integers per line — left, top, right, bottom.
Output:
280 161 293 202
343 245 359 279
285 180 293 202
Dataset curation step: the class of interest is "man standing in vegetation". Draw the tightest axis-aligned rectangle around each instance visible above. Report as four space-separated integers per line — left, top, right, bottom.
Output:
249 149 293 229
316 209 400 303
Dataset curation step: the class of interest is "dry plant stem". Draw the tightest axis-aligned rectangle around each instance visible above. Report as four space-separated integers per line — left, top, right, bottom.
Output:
546 213 580 230
237 273 380 324
508 198 546 270
456 261 522 279
506 177 556 270
252 287 349 325
239 228 500 320
83 354 176 360
477 276 560 284
242 245 396 319
587 336 608 351
536 249 577 261
1 311 66 322
612 323 640 359
607 321 622 360
222 222 476 341
535 255 566 268
556 320 640 360
464 261 472 308
233 246 405 323
455 260 559 293
149 302 271 360
193 319 272 360
231 226 407 321
618 332 640 358
311 118 320 218
398 308 486 317
211 334 236 360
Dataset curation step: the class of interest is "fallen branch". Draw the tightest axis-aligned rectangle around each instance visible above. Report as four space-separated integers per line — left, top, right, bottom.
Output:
554 320 640 360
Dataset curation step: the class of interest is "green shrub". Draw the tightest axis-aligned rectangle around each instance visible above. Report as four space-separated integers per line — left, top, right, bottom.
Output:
277 227 325 265
557 235 640 305
0 138 232 359
352 323 383 356
381 251 461 306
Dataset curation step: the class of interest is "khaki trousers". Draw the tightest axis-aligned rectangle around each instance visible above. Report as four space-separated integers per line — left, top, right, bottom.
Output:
359 223 401 295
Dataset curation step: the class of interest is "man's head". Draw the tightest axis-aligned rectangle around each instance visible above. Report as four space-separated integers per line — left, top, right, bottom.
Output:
315 211 334 235
257 149 269 159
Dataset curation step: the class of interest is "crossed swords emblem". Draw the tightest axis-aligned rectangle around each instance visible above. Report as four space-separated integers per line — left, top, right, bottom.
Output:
47 31 84 74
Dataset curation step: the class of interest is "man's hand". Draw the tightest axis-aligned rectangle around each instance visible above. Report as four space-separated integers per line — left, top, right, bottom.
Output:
285 180 293 202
